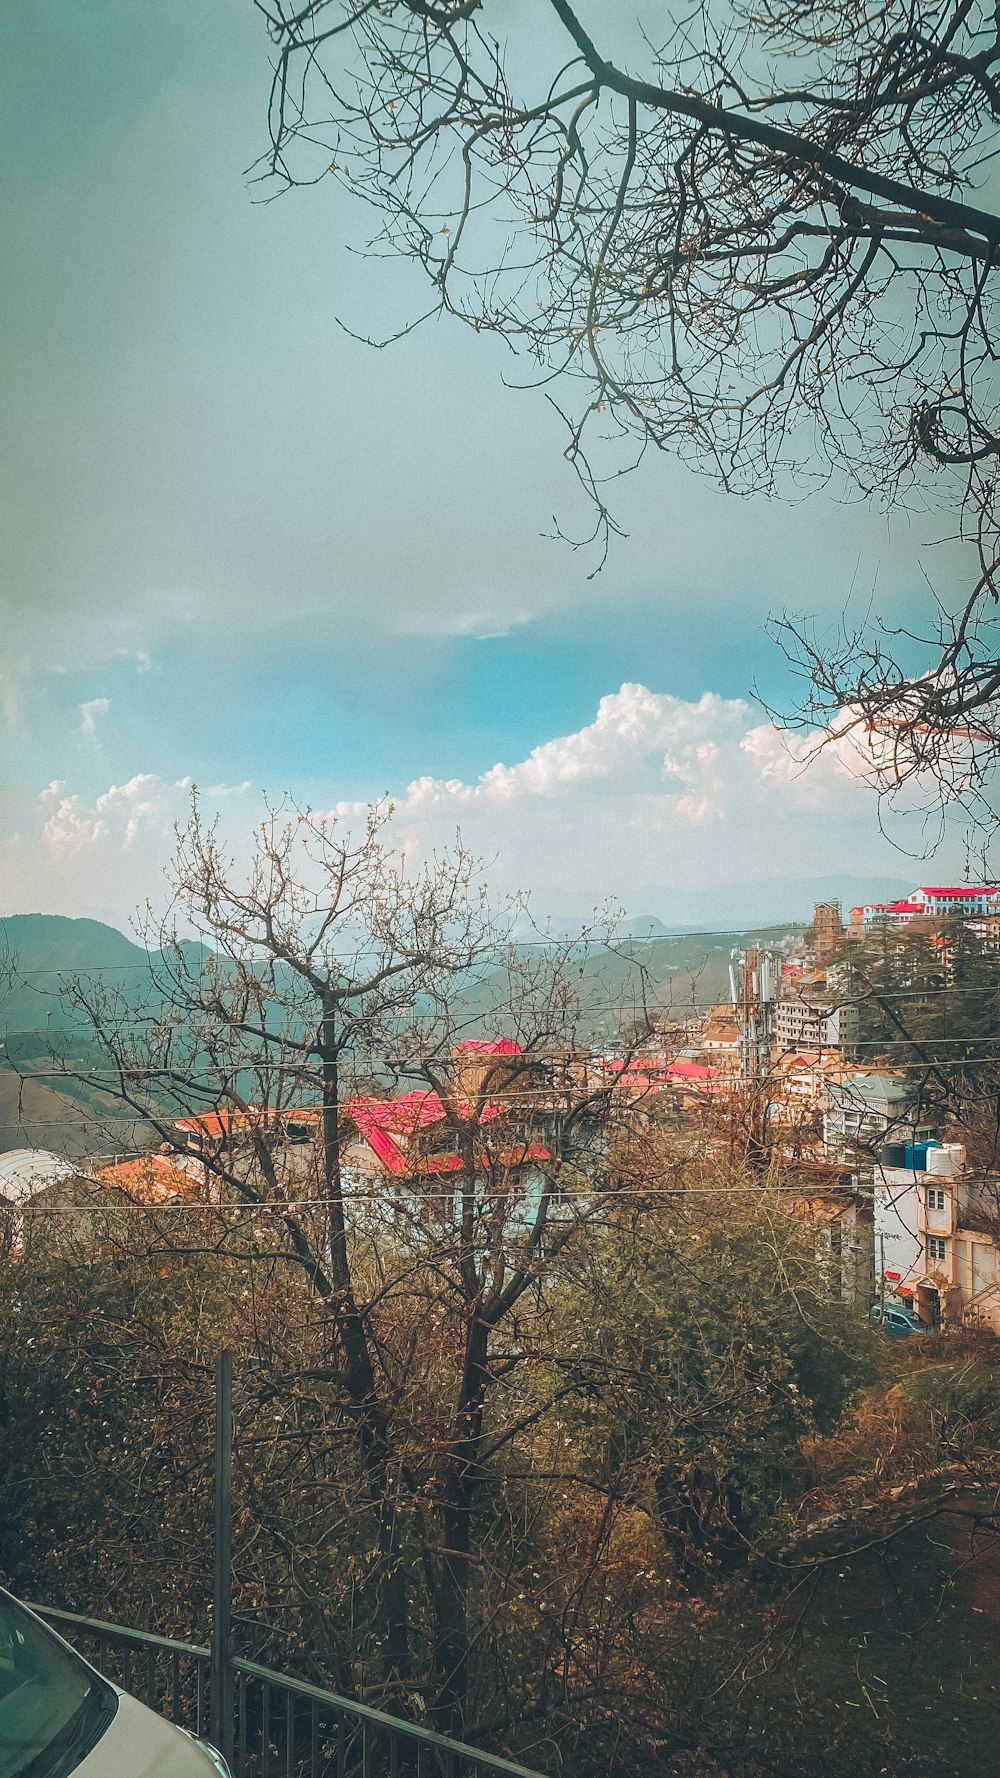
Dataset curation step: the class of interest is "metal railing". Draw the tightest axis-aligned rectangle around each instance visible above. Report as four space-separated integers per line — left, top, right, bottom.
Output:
31 1604 551 1778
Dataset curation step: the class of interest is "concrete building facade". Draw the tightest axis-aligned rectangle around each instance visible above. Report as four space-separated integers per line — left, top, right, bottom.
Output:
875 1143 1000 1332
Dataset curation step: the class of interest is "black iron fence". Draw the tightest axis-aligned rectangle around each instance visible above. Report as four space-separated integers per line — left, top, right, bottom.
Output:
32 1603 550 1778
30 1354 551 1777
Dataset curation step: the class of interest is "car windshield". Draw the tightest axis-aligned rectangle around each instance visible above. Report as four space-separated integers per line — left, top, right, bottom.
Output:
0 1595 109 1778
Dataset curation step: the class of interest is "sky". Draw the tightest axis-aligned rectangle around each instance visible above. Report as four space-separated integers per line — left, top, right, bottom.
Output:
0 0 980 930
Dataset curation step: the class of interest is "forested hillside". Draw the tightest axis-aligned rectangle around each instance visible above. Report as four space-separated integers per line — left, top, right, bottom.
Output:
0 914 801 1157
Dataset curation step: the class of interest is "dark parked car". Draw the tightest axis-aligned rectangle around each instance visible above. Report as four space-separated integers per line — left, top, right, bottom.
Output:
869 1303 932 1339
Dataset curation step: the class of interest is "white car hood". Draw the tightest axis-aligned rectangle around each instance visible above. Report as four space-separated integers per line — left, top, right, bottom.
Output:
72 1690 221 1776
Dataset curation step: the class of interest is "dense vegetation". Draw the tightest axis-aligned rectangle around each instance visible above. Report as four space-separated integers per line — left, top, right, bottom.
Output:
4 823 1000 1773
2 1183 999 1776
842 919 1000 1161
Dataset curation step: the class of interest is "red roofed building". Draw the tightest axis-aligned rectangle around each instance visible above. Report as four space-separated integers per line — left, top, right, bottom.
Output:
449 1038 525 1103
910 885 1000 917
852 884 1000 933
665 1060 720 1087
342 1089 506 1178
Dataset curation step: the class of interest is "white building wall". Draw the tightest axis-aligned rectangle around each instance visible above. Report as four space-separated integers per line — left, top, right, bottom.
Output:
874 1166 923 1288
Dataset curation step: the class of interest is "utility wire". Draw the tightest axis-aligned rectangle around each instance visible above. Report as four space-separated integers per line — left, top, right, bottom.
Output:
4 1183 876 1215
6 983 1000 1040
0 924 810 972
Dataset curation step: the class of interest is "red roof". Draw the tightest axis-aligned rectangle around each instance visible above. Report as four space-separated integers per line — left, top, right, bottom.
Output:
453 1039 523 1055
916 885 999 897
885 900 922 913
666 1060 719 1081
346 1090 500 1174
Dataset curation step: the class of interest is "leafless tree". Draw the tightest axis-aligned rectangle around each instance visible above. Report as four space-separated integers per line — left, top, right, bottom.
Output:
55 796 672 1731
255 0 1000 808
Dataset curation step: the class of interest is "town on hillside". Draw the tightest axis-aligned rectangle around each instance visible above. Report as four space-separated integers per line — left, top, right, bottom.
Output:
5 879 999 1340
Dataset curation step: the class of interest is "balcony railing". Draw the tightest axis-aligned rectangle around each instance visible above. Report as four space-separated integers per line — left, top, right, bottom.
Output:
31 1604 550 1778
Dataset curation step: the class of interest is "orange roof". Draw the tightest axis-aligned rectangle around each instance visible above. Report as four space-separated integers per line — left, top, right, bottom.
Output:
174 1109 249 1137
174 1105 321 1138
98 1157 205 1204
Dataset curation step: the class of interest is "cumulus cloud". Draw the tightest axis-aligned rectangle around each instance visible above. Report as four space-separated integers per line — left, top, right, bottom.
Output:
337 685 917 898
338 682 939 903
386 688 747 816
0 774 193 920
1 685 950 926
78 696 110 737
40 773 168 857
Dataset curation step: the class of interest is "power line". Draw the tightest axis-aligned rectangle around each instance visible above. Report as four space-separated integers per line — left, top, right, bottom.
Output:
10 1038 1000 1078
7 982 1000 1042
6 1182 872 1215
0 924 809 975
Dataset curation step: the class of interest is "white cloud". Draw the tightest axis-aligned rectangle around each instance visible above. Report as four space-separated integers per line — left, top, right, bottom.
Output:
394 687 748 813
39 781 108 855
40 773 167 858
79 696 110 737
1 685 962 927
395 601 537 641
338 685 933 897
1 773 259 923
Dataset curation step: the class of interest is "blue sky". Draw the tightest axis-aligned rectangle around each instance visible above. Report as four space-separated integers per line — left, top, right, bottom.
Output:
0 0 977 925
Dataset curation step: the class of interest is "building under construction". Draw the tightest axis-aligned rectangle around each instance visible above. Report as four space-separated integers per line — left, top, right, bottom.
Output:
812 900 843 968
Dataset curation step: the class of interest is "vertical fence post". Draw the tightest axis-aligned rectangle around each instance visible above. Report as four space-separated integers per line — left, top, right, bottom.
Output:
210 1349 235 1767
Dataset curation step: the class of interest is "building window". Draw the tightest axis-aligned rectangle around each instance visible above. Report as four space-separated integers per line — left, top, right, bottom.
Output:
926 1187 946 1211
927 1235 947 1263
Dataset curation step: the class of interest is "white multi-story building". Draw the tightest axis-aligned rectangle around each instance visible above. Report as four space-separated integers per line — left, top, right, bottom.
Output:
773 995 857 1053
850 883 1000 934
875 1142 1000 1332
822 1071 932 1162
910 885 1000 919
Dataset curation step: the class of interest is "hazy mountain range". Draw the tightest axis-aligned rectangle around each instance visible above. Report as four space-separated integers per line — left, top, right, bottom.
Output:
526 875 912 933
0 909 809 1156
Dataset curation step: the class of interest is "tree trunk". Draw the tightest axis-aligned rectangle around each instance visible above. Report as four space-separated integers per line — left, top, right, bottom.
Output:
320 1000 409 1684
432 1302 490 1732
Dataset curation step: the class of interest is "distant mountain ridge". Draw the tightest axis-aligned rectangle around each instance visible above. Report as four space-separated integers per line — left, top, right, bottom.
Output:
0 915 204 1157
0 914 208 1035
0 908 813 1151
529 875 913 932
1 908 803 1058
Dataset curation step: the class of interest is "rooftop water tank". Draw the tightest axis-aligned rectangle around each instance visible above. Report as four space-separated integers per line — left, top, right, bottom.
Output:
879 1142 907 1168
926 1143 964 1177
